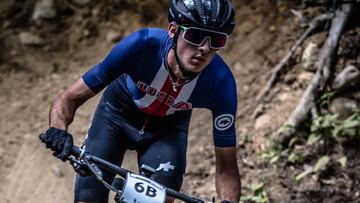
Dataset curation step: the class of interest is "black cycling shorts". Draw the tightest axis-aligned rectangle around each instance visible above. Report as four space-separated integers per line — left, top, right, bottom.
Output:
74 95 191 203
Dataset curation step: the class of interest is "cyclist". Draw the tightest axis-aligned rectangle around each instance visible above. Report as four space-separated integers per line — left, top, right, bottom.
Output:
40 0 241 202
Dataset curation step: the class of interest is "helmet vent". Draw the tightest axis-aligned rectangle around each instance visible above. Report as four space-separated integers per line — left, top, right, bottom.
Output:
193 0 206 25
210 0 219 26
217 0 231 27
178 0 190 13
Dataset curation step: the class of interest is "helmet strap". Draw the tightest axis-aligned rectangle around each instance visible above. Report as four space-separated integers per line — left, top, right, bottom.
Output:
171 28 200 80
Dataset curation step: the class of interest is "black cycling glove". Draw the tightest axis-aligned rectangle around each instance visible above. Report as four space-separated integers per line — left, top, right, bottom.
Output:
40 127 74 161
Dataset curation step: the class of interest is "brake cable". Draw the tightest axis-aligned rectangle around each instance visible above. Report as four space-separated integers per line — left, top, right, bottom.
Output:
68 152 122 194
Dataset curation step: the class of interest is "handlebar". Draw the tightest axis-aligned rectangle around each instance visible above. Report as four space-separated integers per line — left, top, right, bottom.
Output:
70 146 205 203
71 146 81 156
39 133 207 203
71 146 128 177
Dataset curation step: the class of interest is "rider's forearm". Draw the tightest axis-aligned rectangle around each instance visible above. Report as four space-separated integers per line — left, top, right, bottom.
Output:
215 147 241 202
215 167 241 202
49 92 78 130
49 78 96 130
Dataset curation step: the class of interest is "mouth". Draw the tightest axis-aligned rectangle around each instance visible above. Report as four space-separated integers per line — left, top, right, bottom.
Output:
191 56 206 65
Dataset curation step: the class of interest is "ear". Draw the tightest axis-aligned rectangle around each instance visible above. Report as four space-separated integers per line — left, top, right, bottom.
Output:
168 22 177 38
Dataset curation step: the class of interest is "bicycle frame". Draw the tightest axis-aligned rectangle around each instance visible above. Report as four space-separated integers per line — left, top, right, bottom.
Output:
69 146 208 203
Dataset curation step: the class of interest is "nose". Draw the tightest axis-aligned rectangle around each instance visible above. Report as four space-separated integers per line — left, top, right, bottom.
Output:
198 37 211 53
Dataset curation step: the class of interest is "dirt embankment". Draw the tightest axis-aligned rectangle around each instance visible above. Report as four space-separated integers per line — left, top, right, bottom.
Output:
0 1 359 203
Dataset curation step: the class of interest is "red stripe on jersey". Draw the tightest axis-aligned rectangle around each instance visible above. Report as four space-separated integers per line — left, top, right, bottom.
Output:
139 76 184 116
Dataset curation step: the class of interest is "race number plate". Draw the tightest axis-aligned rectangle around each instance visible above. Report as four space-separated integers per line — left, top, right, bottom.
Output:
119 173 166 203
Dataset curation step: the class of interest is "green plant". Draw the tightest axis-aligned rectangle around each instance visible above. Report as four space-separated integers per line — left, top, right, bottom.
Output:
307 111 360 145
295 155 330 182
311 113 339 133
294 111 360 182
319 91 336 107
282 123 294 130
337 156 347 168
288 151 306 163
260 144 283 164
333 111 360 140
306 133 322 145
240 182 269 203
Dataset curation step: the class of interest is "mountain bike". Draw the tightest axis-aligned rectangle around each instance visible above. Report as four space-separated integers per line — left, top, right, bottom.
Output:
49 144 213 203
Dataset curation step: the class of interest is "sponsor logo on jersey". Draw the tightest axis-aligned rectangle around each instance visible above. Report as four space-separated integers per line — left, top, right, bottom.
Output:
137 81 192 110
172 101 192 110
214 114 234 131
137 81 156 96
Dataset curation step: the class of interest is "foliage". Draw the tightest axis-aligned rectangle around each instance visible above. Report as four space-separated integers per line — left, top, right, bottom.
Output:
294 111 359 182
295 155 330 181
313 155 330 172
266 110 359 182
288 151 306 163
240 182 269 203
319 91 336 107
333 111 360 139
310 113 339 133
260 144 283 164
282 123 295 130
295 167 313 182
337 156 347 168
309 110 360 144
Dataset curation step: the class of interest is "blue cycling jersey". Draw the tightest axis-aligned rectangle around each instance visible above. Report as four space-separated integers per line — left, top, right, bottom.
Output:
82 28 237 147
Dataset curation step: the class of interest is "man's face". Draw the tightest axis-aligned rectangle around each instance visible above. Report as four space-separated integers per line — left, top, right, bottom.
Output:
177 30 217 72
169 24 219 73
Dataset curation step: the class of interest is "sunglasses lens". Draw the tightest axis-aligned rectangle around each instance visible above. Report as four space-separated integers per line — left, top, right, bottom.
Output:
183 28 207 45
209 32 227 48
182 27 227 49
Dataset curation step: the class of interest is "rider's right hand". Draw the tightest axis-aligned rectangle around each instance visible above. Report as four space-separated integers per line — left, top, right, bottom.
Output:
39 127 74 162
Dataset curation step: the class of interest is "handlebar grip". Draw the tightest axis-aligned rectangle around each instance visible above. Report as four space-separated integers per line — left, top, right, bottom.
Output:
39 132 81 156
71 146 81 157
39 133 45 142
40 133 82 159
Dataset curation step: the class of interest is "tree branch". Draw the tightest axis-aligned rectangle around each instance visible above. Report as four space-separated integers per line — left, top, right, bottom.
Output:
256 13 334 102
276 4 354 146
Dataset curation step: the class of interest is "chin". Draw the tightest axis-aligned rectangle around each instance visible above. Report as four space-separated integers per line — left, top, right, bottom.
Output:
186 65 203 73
187 62 207 72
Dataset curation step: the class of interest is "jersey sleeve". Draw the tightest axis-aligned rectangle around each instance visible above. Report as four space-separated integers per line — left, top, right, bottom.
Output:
210 72 238 147
82 29 148 93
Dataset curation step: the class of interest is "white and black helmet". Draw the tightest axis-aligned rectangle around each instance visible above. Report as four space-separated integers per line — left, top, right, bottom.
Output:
168 0 236 35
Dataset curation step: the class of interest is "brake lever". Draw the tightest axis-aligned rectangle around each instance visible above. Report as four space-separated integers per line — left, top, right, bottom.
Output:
68 156 91 177
83 158 103 180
